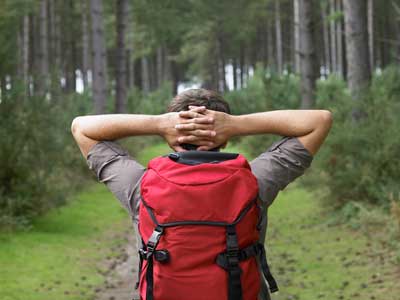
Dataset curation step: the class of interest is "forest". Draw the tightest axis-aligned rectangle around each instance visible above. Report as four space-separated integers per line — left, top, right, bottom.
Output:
1 0 400 299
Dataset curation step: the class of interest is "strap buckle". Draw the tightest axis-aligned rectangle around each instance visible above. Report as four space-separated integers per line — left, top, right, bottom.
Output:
145 226 164 259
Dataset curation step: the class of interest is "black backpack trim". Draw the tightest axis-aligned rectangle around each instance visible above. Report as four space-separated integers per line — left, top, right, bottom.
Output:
165 151 239 165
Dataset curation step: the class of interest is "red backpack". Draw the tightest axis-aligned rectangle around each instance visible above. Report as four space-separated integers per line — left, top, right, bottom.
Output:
136 151 278 300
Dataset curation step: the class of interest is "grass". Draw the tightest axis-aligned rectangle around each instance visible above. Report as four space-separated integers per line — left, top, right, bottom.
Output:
268 188 400 300
0 185 130 300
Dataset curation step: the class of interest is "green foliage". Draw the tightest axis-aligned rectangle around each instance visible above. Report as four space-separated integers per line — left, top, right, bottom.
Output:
307 67 400 209
0 89 92 228
128 81 173 115
225 67 300 158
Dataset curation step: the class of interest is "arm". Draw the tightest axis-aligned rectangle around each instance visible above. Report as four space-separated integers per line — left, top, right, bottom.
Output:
177 109 333 155
71 109 215 158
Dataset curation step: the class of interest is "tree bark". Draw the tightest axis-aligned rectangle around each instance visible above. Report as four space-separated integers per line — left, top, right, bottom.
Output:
299 0 317 108
115 0 128 113
275 0 283 74
65 0 77 93
329 0 337 74
267 19 274 71
232 58 238 90
90 0 108 113
239 44 245 88
37 0 49 96
343 0 371 115
18 15 30 90
81 0 90 90
368 0 374 71
216 33 227 92
294 0 301 73
336 0 344 76
321 1 331 75
141 56 150 95
156 46 163 88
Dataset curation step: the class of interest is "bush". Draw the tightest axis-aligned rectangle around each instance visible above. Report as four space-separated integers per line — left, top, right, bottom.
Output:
225 67 301 157
308 67 400 208
0 89 92 228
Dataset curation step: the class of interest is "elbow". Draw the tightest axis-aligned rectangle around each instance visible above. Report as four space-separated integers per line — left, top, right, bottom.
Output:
71 116 83 136
319 110 333 130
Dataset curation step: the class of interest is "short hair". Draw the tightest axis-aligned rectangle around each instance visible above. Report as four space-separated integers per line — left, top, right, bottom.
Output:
167 89 230 114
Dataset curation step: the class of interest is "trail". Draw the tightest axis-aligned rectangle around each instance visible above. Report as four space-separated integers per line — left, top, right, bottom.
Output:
94 231 139 300
93 187 400 300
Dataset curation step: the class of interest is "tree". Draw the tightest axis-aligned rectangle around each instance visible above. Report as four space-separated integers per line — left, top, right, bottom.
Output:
299 0 317 108
343 0 371 113
81 0 90 90
294 0 301 73
90 0 108 114
115 0 128 113
36 0 49 96
275 0 283 74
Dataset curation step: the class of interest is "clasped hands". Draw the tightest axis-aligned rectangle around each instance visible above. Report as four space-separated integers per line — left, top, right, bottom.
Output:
160 106 232 152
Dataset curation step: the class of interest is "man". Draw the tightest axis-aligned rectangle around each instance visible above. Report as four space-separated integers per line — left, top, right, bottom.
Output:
71 89 332 298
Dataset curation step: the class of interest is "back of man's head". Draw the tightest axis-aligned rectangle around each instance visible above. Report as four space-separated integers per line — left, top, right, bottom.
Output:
168 89 230 114
167 89 231 151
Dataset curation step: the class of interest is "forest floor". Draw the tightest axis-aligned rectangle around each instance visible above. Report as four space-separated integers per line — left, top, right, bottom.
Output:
1 143 399 300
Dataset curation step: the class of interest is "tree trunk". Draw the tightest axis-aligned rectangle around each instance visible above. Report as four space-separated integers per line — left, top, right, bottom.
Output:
126 49 134 89
90 0 108 113
275 0 283 74
343 0 371 116
239 44 245 88
232 58 238 90
65 0 77 93
267 19 274 71
141 56 150 95
216 33 227 92
37 0 49 96
163 46 172 83
321 1 331 75
115 0 128 113
156 46 163 88
294 0 301 73
368 0 374 71
336 0 344 76
329 0 337 74
299 0 317 108
18 15 30 90
81 0 90 90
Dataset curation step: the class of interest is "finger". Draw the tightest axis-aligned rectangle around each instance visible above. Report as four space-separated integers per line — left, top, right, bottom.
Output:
179 117 214 124
173 145 187 152
177 135 214 145
175 123 214 131
179 110 202 119
184 129 216 137
197 145 213 151
188 106 207 113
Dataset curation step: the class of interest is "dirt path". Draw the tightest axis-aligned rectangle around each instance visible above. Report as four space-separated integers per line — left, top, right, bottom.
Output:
94 232 139 300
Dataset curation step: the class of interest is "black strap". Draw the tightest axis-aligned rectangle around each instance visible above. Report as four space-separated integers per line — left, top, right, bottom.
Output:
143 226 164 300
226 225 242 300
216 243 259 269
146 258 155 300
216 242 279 294
135 253 143 290
259 245 279 293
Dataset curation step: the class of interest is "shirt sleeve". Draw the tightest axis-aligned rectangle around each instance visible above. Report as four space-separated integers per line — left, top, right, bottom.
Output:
86 141 146 216
250 137 313 206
